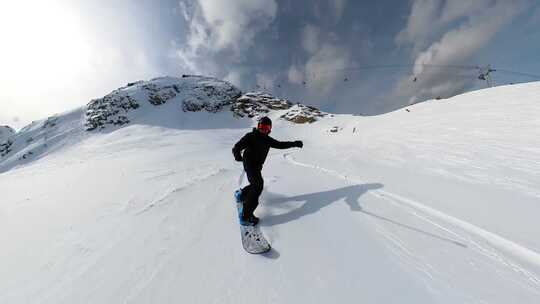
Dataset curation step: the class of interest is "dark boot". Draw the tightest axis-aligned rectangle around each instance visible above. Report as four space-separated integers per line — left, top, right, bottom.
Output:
240 214 259 226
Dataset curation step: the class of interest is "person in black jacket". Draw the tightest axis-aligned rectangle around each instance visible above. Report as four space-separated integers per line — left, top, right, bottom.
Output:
232 116 303 226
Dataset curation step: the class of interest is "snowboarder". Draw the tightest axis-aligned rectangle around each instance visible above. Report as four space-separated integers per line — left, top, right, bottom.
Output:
232 116 303 226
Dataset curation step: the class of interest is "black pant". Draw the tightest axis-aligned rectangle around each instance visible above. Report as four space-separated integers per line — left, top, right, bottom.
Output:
241 167 263 218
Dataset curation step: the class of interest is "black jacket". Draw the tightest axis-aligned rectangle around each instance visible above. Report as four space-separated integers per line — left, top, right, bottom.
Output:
232 128 297 170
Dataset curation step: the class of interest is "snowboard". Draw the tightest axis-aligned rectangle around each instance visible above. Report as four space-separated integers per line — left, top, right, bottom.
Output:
235 202 271 254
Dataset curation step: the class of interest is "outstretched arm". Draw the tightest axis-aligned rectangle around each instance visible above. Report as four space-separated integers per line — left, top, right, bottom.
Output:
232 134 250 161
268 137 303 149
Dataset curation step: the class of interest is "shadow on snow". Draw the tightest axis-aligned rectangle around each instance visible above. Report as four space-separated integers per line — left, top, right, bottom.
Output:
263 184 466 248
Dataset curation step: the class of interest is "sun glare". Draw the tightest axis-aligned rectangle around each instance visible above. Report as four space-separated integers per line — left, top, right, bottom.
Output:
0 1 92 91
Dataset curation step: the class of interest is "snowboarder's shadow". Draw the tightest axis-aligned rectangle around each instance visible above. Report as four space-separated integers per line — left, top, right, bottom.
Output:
262 184 382 226
262 184 467 248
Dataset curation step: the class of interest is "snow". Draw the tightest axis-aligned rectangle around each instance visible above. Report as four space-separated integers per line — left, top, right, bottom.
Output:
0 80 539 303
85 75 241 131
0 125 15 141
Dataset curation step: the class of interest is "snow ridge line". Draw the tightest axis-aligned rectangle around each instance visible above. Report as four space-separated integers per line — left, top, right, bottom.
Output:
282 153 540 274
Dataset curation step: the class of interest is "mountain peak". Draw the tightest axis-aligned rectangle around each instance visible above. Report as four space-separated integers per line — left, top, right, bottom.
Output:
85 75 327 131
85 75 242 131
232 91 329 123
1 75 328 172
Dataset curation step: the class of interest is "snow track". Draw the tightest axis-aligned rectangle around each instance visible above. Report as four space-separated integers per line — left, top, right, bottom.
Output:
136 167 229 214
283 152 540 287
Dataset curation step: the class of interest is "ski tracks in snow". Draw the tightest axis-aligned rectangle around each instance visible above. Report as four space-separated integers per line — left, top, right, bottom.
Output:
282 152 540 289
135 167 229 215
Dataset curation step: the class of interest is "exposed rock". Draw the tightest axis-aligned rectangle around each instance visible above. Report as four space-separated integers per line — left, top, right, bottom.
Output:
0 126 15 157
232 92 327 123
85 93 140 131
0 139 13 157
280 104 327 124
43 116 58 129
142 83 179 106
19 150 34 160
84 76 328 132
126 81 143 87
85 75 241 131
181 80 241 113
232 92 293 118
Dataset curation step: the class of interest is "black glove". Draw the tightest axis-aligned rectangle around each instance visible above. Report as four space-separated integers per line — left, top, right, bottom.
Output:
294 140 303 148
235 154 243 162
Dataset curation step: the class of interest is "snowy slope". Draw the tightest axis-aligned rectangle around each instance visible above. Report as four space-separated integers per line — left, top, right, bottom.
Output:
0 80 539 303
0 75 242 174
0 125 14 142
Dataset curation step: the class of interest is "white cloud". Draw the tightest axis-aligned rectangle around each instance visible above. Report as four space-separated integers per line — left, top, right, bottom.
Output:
0 0 161 129
177 0 278 75
296 17 354 95
332 0 348 22
394 0 527 104
395 0 441 51
288 64 305 85
396 0 498 53
302 24 320 54
439 0 491 23
224 70 244 87
256 73 277 91
198 0 277 51
305 43 351 94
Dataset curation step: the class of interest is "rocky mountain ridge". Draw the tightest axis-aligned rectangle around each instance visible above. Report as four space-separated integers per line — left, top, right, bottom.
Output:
231 92 328 123
84 75 327 131
1 75 327 167
85 75 242 131
0 126 15 157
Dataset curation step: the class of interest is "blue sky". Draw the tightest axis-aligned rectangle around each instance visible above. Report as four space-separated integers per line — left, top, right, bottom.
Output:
1 0 539 129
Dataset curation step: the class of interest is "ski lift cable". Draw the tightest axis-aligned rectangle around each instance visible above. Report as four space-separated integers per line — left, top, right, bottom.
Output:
275 64 538 89
492 69 540 79
305 69 479 82
308 63 480 78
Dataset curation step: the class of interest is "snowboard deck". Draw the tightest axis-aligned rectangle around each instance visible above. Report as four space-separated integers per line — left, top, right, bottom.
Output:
236 203 271 254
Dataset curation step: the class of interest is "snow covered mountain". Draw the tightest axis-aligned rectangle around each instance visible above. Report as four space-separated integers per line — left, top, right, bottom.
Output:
0 125 14 140
84 75 241 131
0 75 321 174
1 78 539 303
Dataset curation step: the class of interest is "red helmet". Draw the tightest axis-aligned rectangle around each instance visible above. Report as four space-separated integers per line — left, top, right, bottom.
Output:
257 116 272 134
